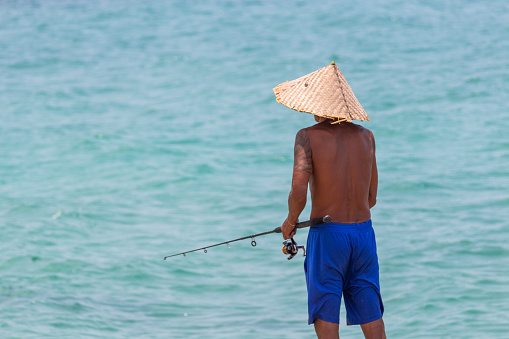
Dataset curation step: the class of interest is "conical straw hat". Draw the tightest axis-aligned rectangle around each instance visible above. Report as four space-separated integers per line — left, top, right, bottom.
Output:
273 62 370 122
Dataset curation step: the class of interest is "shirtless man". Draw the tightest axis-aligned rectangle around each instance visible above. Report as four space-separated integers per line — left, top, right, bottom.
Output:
281 116 386 339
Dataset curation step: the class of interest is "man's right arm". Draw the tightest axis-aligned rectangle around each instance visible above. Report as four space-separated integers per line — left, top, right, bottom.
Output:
282 128 312 239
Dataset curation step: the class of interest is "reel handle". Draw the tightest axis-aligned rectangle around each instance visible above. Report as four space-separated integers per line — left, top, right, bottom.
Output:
273 215 331 233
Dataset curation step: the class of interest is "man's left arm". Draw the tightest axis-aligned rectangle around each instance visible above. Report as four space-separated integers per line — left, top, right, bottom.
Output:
282 128 312 240
369 131 378 209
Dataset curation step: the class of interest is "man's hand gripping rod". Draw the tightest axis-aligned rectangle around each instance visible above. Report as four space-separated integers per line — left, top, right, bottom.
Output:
163 215 331 260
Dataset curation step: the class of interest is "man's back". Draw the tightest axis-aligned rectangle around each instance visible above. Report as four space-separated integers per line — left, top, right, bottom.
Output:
307 121 377 223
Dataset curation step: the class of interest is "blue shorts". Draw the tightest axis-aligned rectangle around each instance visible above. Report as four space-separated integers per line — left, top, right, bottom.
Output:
304 220 384 325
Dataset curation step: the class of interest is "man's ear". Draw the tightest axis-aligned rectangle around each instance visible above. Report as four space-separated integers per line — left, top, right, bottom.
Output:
314 115 325 123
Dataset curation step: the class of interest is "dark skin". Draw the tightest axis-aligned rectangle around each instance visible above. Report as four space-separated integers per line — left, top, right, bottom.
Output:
281 116 385 339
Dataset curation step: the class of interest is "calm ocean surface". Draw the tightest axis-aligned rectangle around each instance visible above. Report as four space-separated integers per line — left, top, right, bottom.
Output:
1 1 508 338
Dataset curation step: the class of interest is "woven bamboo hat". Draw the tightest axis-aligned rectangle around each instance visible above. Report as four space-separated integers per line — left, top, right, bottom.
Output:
273 62 370 123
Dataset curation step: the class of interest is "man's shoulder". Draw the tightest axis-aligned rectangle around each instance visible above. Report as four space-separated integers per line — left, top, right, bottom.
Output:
302 123 325 141
354 123 374 136
306 121 373 134
306 121 329 133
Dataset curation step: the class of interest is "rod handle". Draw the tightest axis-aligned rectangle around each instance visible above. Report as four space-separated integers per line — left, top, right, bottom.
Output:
273 215 331 233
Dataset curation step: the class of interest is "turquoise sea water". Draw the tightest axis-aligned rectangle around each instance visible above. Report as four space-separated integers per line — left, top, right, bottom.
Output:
1 1 508 338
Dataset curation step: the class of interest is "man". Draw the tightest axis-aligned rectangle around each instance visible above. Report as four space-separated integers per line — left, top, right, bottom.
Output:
274 63 386 339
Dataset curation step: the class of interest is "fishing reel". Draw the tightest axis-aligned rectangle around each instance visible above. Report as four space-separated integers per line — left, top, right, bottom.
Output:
282 238 305 260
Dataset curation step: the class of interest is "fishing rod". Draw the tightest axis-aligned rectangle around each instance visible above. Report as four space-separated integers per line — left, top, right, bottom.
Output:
164 215 331 260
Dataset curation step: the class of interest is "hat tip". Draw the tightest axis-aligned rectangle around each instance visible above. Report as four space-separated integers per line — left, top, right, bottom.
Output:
331 60 335 65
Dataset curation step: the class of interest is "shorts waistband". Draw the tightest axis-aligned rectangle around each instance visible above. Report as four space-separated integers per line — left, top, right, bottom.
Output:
309 219 372 233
